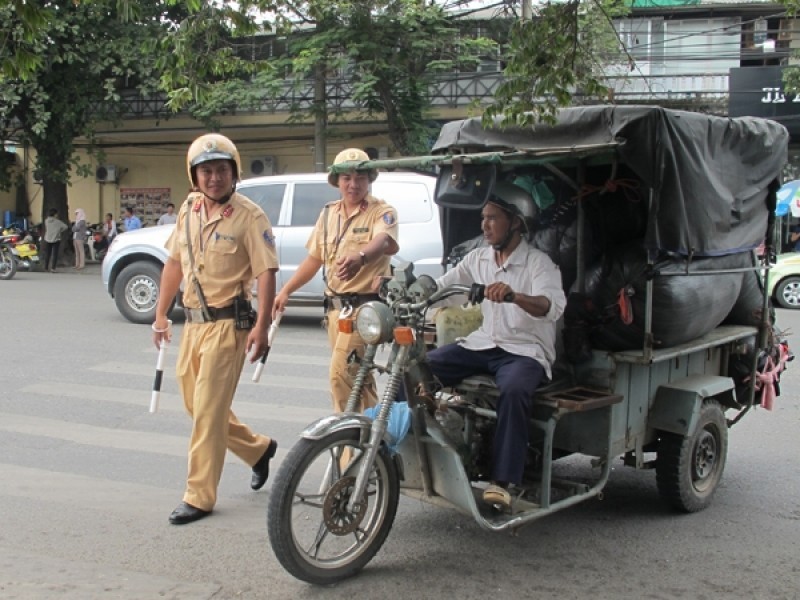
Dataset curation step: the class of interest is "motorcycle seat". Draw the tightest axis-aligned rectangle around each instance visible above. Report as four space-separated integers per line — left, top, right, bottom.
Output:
455 375 498 394
455 370 574 399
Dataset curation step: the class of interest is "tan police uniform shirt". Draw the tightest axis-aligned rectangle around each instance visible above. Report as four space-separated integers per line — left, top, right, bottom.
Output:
165 191 278 308
306 194 399 295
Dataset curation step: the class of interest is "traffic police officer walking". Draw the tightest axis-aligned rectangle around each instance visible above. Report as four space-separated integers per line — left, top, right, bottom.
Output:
152 133 280 525
273 148 399 413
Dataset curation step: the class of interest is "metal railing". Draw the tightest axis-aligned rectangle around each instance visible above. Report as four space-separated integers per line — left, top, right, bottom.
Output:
111 71 734 120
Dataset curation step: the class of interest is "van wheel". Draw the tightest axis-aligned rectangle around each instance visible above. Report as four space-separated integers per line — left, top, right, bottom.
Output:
113 262 164 324
656 400 728 513
774 276 800 309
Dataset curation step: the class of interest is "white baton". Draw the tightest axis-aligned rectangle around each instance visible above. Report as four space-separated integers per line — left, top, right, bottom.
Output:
150 322 170 414
252 311 283 383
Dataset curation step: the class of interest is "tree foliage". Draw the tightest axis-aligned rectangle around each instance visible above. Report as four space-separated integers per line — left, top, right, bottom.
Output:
0 1 180 219
0 0 50 82
152 0 285 115
156 0 496 155
157 0 630 149
780 0 800 94
483 0 630 127
281 0 495 155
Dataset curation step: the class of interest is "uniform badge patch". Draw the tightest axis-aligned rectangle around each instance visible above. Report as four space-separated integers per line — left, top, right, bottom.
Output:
262 230 276 247
222 205 234 218
383 212 396 226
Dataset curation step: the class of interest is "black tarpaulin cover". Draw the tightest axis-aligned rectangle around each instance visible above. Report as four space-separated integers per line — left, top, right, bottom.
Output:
432 105 788 258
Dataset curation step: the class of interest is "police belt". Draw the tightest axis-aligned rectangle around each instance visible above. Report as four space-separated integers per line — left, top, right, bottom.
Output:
325 294 381 312
183 304 236 323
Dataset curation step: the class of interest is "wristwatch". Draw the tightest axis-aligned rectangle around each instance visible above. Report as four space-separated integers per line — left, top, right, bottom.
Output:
359 251 367 265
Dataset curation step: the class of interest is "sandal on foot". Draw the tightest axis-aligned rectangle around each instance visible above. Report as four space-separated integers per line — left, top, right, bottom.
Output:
482 484 511 509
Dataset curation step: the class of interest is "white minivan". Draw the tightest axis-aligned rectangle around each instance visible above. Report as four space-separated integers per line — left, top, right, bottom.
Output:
102 172 443 323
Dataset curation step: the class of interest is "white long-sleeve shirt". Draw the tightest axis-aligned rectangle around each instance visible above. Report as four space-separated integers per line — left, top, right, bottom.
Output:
435 239 566 378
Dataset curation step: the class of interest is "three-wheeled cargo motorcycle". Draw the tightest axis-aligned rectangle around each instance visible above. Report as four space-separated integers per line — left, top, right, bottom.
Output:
266 106 792 585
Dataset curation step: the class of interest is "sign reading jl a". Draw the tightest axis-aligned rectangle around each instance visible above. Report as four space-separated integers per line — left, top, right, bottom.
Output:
730 66 800 138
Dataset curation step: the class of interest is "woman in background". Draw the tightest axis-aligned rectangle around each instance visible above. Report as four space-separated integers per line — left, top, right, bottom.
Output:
72 208 87 270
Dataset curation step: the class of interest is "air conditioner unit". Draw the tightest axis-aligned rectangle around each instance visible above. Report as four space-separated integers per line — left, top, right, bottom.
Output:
249 156 276 176
95 164 118 183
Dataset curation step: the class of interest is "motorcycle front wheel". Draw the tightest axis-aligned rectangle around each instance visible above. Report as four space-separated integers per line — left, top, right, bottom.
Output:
0 247 17 280
267 428 400 585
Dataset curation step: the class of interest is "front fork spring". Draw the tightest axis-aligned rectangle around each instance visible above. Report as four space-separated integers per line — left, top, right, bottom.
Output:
343 344 378 413
347 344 410 511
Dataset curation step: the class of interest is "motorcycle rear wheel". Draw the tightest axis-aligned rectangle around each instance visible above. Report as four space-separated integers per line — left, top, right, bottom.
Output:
0 247 17 280
267 428 400 585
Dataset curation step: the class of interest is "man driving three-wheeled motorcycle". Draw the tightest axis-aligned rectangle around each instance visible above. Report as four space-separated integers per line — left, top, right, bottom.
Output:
266 105 792 585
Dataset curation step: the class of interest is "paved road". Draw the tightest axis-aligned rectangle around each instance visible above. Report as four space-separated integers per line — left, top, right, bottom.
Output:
1 265 799 599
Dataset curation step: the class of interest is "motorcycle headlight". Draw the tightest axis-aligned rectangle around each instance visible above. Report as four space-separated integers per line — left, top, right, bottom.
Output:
356 301 394 345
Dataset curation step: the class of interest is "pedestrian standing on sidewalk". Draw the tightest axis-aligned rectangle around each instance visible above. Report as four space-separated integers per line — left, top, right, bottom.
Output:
42 208 68 273
123 206 142 231
103 213 117 241
72 208 87 270
157 203 177 226
152 133 280 525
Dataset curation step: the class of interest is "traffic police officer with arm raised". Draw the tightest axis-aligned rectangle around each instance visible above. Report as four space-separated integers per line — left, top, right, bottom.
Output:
152 133 280 525
273 148 399 413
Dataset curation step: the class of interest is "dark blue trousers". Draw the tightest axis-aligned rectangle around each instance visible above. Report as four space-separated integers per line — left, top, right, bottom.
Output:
427 343 546 485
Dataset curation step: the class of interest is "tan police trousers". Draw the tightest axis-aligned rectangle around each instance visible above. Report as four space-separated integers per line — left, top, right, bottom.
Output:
176 319 272 511
326 308 378 413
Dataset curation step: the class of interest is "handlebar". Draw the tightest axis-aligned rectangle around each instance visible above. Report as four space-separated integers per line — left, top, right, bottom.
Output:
427 283 482 306
381 277 519 324
390 282 515 316
427 283 514 306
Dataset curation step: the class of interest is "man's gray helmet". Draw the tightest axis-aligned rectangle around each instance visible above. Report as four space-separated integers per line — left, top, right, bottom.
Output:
488 182 538 235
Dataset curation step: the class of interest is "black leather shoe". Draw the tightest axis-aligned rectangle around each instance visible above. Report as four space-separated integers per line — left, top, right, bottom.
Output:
251 439 278 490
168 502 211 525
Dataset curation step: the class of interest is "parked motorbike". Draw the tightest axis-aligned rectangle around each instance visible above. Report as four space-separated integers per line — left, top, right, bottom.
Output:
1 227 40 271
18 238 39 270
0 242 17 280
